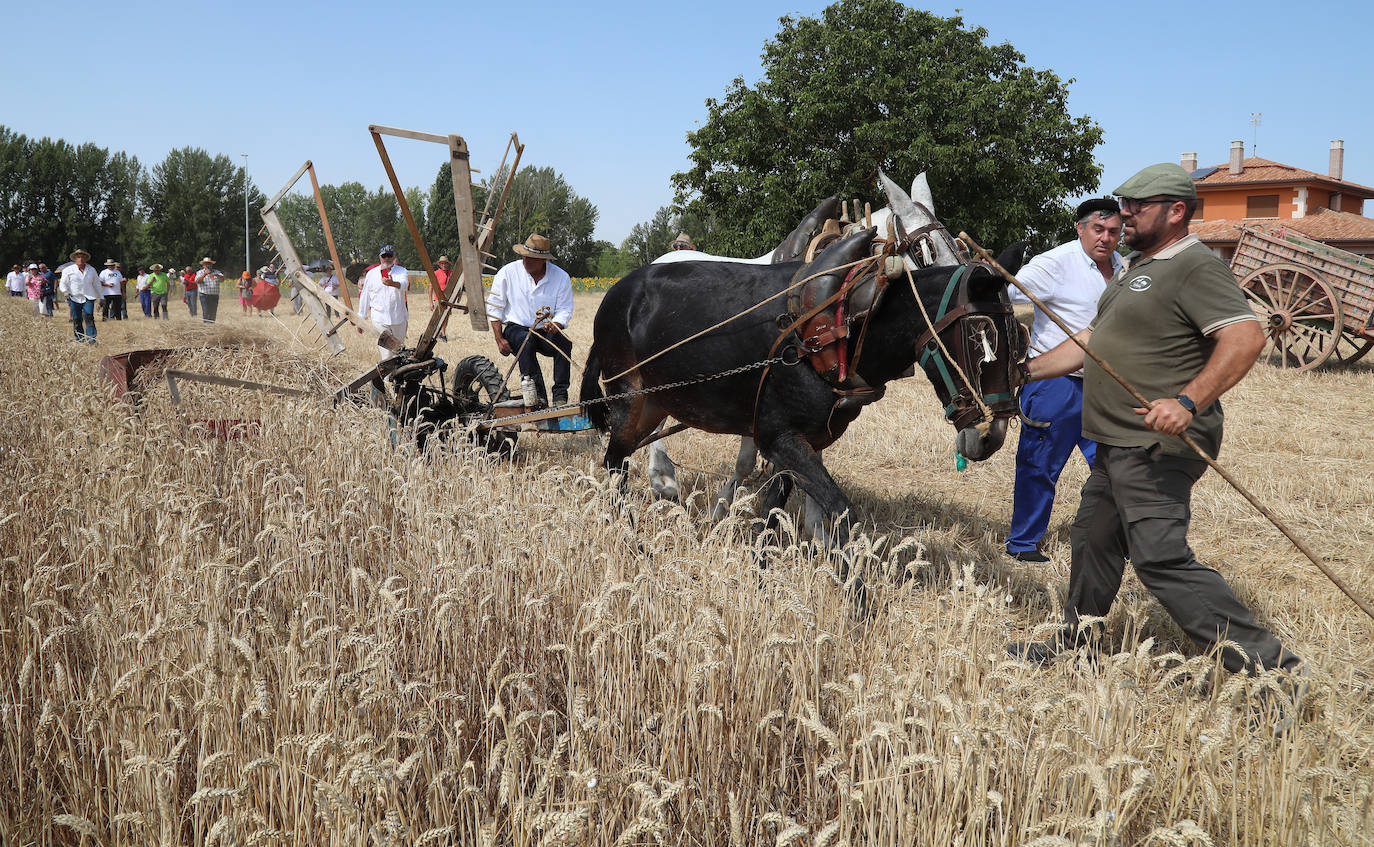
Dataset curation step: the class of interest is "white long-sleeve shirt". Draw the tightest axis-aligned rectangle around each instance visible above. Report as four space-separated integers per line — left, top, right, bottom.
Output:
485 260 573 328
6 271 24 292
59 264 101 303
357 264 409 324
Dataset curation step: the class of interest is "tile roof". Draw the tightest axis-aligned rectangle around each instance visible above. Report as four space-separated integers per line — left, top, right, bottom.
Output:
1195 157 1374 196
1191 209 1374 243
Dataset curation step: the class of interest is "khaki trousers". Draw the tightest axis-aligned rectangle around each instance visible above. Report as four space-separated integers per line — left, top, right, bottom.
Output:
1064 444 1300 673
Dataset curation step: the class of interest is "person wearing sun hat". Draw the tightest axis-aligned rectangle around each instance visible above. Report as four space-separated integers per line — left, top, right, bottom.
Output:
1003 197 1123 564
147 263 172 319
98 259 125 321
357 244 409 361
194 256 224 323
669 232 697 251
430 255 453 305
1007 163 1302 687
25 263 43 314
486 233 574 408
59 248 101 341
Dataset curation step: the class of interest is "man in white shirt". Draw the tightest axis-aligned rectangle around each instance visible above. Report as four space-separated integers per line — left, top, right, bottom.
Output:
1004 198 1122 563
99 259 125 321
6 264 24 296
357 244 409 361
486 233 575 408
59 248 101 342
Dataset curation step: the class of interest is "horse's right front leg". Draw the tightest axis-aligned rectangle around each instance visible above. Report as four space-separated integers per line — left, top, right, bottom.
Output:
758 433 869 620
711 437 761 521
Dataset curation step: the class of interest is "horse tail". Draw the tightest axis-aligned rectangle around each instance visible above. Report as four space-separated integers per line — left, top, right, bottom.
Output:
580 345 608 431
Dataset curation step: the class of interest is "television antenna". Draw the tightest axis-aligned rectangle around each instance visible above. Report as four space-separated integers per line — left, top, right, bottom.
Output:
1250 112 1262 156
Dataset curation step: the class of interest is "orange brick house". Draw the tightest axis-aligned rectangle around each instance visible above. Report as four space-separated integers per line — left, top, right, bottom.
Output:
1185 141 1374 261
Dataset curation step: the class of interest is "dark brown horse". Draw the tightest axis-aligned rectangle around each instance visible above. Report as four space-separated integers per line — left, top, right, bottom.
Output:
581 224 1028 552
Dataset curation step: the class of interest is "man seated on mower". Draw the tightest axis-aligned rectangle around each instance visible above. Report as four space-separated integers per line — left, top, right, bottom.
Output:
486 233 574 408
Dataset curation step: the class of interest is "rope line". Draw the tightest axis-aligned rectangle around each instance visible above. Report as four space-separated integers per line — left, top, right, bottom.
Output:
903 263 994 432
599 255 876 388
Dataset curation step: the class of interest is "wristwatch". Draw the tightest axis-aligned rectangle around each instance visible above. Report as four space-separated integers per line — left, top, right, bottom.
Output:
1174 393 1196 414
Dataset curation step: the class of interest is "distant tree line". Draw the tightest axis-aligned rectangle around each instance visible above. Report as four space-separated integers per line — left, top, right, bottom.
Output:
1 125 613 281
0 126 272 274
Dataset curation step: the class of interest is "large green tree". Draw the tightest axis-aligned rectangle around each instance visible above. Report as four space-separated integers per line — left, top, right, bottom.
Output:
264 180 419 277
144 147 266 275
673 0 1103 255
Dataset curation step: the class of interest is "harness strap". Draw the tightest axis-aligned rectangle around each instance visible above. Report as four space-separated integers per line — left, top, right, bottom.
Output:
904 263 996 431
752 256 881 441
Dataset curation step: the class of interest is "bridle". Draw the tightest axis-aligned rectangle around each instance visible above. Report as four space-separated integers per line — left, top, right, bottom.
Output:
886 207 1027 431
750 210 1027 440
907 260 1027 431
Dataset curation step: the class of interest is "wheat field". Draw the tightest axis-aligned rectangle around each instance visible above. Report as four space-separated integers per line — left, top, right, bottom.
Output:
2 293 1372 846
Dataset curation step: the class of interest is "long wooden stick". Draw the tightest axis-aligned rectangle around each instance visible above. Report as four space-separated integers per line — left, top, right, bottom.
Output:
371 128 439 328
960 231 1374 623
307 163 353 310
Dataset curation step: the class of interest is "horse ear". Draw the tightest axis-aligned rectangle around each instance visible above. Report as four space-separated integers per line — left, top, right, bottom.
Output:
996 240 1029 276
911 172 935 215
878 170 920 222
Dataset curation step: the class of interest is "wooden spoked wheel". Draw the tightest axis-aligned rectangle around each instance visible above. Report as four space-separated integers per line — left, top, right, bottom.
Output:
1331 331 1374 366
1237 263 1343 371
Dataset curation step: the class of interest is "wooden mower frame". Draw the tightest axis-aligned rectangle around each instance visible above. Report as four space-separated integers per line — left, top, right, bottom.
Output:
253 127 526 445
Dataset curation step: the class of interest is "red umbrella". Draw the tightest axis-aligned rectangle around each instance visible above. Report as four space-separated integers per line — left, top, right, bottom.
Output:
251 279 280 310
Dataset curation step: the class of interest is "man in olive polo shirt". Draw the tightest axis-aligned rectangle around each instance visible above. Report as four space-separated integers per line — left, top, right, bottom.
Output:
1008 163 1301 676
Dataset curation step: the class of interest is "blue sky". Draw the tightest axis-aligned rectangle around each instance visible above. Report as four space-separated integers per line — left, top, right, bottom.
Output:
5 0 1371 243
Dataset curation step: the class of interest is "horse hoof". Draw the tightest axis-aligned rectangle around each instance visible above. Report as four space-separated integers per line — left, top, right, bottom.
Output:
652 482 680 502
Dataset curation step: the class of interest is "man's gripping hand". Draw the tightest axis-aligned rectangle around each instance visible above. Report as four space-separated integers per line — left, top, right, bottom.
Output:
1135 398 1193 436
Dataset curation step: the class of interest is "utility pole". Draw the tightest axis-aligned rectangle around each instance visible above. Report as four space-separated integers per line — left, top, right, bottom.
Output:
241 154 250 275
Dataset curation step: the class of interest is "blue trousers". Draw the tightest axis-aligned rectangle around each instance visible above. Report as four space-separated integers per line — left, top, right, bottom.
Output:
1007 376 1096 553
68 299 96 341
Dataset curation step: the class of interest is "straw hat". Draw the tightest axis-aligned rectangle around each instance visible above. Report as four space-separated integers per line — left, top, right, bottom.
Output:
200 256 215 264
104 258 119 267
436 255 452 265
70 248 91 260
512 233 553 259
150 263 165 271
670 232 696 250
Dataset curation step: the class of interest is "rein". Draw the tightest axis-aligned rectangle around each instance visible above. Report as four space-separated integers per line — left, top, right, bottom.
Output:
598 255 876 389
905 263 997 432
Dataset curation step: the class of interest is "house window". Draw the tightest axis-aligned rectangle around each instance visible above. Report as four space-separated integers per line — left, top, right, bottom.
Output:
1192 198 1205 221
1246 194 1279 218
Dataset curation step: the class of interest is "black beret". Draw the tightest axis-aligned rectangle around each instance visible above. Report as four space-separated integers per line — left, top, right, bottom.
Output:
1075 197 1121 219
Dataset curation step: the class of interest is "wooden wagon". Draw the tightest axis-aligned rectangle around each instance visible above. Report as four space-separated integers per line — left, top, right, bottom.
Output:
1230 225 1374 370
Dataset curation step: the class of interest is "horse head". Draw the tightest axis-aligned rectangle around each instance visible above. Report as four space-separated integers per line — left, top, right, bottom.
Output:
905 241 1029 462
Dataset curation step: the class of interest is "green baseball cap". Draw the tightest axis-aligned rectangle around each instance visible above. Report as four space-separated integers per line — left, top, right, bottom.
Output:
1114 163 1197 200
